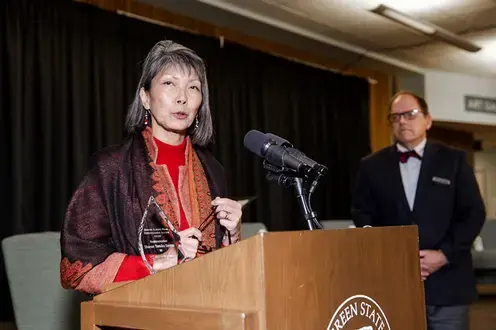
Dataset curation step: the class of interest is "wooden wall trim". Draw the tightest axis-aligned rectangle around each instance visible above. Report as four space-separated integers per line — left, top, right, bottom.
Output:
75 0 392 152
370 75 393 152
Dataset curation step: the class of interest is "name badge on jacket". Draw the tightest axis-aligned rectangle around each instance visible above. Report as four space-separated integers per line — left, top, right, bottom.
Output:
432 176 451 186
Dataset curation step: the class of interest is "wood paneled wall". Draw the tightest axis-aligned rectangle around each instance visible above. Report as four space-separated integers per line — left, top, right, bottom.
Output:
429 125 475 166
75 0 392 152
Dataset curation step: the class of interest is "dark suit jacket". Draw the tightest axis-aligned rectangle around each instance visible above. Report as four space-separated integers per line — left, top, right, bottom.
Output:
351 141 486 306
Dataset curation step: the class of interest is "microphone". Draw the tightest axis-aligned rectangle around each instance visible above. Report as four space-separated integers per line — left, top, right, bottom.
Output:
265 133 320 169
264 133 291 147
244 129 326 231
263 132 326 194
244 130 317 177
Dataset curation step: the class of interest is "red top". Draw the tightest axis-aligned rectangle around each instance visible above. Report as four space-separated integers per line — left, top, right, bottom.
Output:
154 137 190 231
114 137 188 282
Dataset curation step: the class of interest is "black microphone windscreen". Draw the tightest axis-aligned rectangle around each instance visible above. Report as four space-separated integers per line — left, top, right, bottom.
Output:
243 130 267 157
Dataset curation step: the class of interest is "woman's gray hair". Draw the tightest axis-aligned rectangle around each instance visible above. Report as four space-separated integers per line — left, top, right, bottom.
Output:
126 39 213 146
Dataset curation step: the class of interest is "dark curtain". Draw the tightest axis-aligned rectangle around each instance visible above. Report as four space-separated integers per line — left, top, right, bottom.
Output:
0 0 370 321
209 43 370 231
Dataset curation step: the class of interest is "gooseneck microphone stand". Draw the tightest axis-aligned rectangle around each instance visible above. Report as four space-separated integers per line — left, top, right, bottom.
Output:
263 162 327 230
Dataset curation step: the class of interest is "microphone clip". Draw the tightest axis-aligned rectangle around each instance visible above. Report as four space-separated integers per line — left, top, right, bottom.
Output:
263 161 299 188
262 154 326 231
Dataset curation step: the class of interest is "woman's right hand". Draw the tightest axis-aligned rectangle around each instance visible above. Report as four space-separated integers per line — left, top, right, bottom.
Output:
152 227 202 272
178 227 202 261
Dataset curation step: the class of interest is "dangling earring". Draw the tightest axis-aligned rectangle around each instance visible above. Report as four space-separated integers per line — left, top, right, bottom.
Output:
144 109 151 126
194 116 199 130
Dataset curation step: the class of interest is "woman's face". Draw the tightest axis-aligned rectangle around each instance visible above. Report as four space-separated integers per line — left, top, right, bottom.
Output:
140 64 202 141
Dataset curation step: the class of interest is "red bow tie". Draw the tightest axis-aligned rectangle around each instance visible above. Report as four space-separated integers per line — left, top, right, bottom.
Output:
398 150 421 163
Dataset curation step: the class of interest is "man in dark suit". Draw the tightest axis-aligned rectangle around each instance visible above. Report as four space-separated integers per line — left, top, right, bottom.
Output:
351 91 486 330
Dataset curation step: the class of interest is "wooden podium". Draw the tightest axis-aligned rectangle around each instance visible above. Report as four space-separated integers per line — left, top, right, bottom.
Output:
81 225 426 329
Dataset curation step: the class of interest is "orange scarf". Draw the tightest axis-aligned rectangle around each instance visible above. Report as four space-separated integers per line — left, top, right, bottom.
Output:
142 127 216 254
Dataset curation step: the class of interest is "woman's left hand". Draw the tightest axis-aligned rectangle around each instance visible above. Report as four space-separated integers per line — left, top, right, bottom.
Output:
211 197 242 235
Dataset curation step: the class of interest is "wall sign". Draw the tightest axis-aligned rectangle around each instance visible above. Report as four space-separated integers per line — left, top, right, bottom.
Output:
465 95 496 114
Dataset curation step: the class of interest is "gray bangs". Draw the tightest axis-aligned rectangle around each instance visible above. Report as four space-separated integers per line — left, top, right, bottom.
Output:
143 53 206 91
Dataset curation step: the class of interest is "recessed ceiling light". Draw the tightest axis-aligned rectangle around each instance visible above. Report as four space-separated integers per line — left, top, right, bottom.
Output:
370 4 482 53
370 0 453 13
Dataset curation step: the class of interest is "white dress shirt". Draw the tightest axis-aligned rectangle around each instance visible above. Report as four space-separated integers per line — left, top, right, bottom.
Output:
397 138 426 211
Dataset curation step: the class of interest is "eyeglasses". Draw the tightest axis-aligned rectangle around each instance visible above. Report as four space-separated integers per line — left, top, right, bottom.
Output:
387 108 421 123
196 208 217 255
196 206 232 252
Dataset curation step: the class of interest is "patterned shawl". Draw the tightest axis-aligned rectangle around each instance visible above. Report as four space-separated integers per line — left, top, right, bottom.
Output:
141 127 216 255
60 130 226 291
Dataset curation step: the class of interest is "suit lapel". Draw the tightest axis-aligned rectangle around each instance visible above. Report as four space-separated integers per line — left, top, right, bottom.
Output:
412 142 438 213
386 146 411 215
